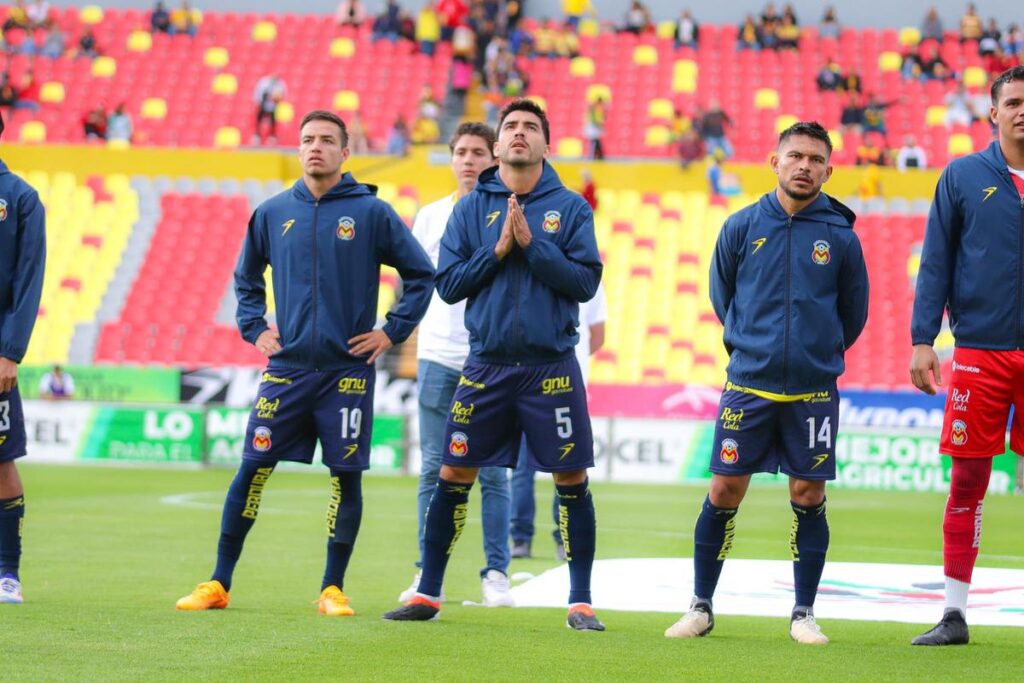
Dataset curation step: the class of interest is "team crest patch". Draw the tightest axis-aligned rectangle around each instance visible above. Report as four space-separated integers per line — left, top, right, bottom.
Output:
449 431 469 457
542 210 561 233
337 216 355 240
252 426 272 452
950 419 968 446
0 199 7 222
811 240 831 265
720 438 739 464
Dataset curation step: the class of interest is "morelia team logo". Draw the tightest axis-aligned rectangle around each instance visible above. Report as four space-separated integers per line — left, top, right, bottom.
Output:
811 240 831 265
337 216 356 240
720 438 739 464
0 198 7 222
449 431 469 457
950 419 968 446
542 210 561 233
252 426 272 452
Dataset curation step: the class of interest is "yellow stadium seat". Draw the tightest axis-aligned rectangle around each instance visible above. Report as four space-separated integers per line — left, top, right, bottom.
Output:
754 88 779 109
586 84 611 104
213 126 241 149
963 66 987 89
569 56 595 78
252 20 277 42
644 125 671 147
556 137 584 157
40 82 65 104
647 98 674 120
656 21 677 40
948 133 973 157
527 95 547 111
127 30 152 52
333 90 360 111
203 46 230 68
878 51 902 72
330 37 356 58
899 27 921 46
19 121 46 144
107 138 130 150
672 60 698 94
775 114 798 133
578 18 600 37
276 101 295 123
211 73 238 95
80 5 103 24
633 45 658 66
827 129 843 152
91 56 116 78
141 97 167 120
926 105 947 127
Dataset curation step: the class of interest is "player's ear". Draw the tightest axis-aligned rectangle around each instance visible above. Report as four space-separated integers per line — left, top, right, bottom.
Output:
823 163 833 184
340 145 351 166
769 152 780 175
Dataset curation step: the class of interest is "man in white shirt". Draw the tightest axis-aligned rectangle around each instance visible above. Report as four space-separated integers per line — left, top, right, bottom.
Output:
399 122 515 606
38 365 74 400
895 135 928 172
510 282 606 559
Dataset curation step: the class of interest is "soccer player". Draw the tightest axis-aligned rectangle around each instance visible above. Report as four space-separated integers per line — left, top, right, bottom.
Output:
399 121 515 607
664 121 869 644
383 99 605 630
0 111 46 605
909 66 1024 646
176 110 434 615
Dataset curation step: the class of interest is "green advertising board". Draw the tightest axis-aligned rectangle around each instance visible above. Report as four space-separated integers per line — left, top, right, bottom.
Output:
19 365 181 403
78 406 204 463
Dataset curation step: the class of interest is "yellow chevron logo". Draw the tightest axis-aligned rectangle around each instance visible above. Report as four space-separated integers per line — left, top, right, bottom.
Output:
343 444 359 459
559 443 576 461
811 453 829 470
752 237 767 254
486 211 501 227
982 186 997 202
282 219 296 235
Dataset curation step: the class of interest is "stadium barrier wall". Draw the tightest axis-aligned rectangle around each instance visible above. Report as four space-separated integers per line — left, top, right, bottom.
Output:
20 365 181 402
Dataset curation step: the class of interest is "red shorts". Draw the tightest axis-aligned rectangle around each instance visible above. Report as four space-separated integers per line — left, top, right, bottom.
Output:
940 348 1024 457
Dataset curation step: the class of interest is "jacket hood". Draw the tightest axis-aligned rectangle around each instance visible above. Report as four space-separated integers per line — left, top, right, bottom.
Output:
290 172 377 202
475 161 567 198
759 190 856 228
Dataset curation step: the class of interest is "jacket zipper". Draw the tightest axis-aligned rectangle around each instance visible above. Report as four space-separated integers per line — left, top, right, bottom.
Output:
783 216 793 393
312 199 320 370
1018 192 1024 348
511 197 524 364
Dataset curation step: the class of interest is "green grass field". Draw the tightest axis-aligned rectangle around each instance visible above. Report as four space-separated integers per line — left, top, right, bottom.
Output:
6 464 1024 681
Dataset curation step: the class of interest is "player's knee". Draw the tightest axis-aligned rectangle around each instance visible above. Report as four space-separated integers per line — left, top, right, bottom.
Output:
789 479 826 506
708 475 747 507
0 460 23 494
439 464 478 484
552 469 587 487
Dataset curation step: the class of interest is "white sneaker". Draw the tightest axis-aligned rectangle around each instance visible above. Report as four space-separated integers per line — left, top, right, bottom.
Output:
481 569 515 607
398 571 445 603
664 598 714 638
0 576 23 604
790 612 829 644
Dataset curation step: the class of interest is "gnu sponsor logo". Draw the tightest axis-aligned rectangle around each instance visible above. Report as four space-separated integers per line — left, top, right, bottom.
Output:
952 361 980 374
337 377 367 395
450 400 475 424
255 396 280 419
720 407 744 431
950 419 968 446
951 388 970 412
542 376 572 395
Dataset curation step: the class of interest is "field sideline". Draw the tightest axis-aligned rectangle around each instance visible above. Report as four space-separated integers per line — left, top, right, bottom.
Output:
7 464 1024 681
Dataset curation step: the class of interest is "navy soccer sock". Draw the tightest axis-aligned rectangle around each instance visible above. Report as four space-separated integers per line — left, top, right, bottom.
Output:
790 498 829 610
0 495 25 580
556 478 596 605
693 495 738 603
211 461 275 591
417 478 473 598
322 470 363 591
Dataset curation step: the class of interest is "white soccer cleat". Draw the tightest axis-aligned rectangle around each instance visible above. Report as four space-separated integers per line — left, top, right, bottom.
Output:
790 612 829 644
665 598 714 638
0 576 23 604
398 571 445 603
481 569 515 607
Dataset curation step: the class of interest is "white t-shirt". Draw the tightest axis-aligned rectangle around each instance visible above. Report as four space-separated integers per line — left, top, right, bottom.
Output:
575 282 607 384
39 371 74 397
412 194 470 371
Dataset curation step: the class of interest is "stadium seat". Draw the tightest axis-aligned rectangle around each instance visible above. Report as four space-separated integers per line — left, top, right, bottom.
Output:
19 121 46 143
754 88 780 109
655 21 677 40
775 114 798 133
141 97 168 120
276 101 295 123
644 125 671 147
963 66 987 89
127 30 153 53
213 126 241 148
79 4 103 24
91 56 117 78
878 51 902 72
672 59 698 94
948 133 973 157
578 18 600 37
333 89 360 111
204 47 230 68
330 37 355 58
647 98 674 119
633 45 658 66
569 57 595 78
40 82 65 104
252 20 277 42
827 129 844 152
556 137 584 157
586 84 611 103
898 27 921 46
925 105 947 127
527 95 547 111
211 73 238 95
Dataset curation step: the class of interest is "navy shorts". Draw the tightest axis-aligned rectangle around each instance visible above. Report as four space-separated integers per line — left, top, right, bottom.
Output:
242 366 376 470
441 357 594 473
709 384 839 481
0 386 27 463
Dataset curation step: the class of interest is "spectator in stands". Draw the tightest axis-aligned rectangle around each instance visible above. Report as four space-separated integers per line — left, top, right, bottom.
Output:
978 18 1001 57
14 70 39 113
737 14 762 51
855 133 886 166
959 4 982 43
985 45 1017 77
2 1 30 34
945 81 982 127
895 135 927 172
622 1 652 35
840 91 864 133
918 44 951 81
170 0 200 37
436 0 468 42
447 54 472 115
533 19 558 58
862 93 897 135
699 101 732 159
782 4 799 26
0 80 18 111
25 0 50 30
555 21 580 59
253 73 286 145
838 69 862 94
706 150 740 197
347 111 370 153
674 9 699 49
38 365 74 400
775 14 800 50
416 1 441 56
412 86 441 144
562 0 594 32
583 95 607 160
815 57 842 91
39 24 65 59
107 102 133 143
818 6 840 40
580 169 597 210
150 1 171 34
335 0 366 28
857 163 882 199
398 9 416 43
372 0 402 42
82 106 107 140
75 27 100 59
1004 23 1024 57
901 44 923 79
451 21 476 59
920 7 944 43
385 115 410 156
677 127 704 170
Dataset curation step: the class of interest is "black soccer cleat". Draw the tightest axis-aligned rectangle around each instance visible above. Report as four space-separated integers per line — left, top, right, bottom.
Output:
911 610 970 646
566 604 605 631
382 596 440 622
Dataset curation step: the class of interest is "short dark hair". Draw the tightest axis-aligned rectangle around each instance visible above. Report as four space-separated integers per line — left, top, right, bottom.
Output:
0 109 5 139
299 110 348 147
497 98 550 144
778 121 833 158
449 122 496 156
991 65 1024 105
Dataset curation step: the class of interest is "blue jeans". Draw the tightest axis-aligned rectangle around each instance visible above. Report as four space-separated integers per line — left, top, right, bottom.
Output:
510 437 561 545
416 359 511 576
